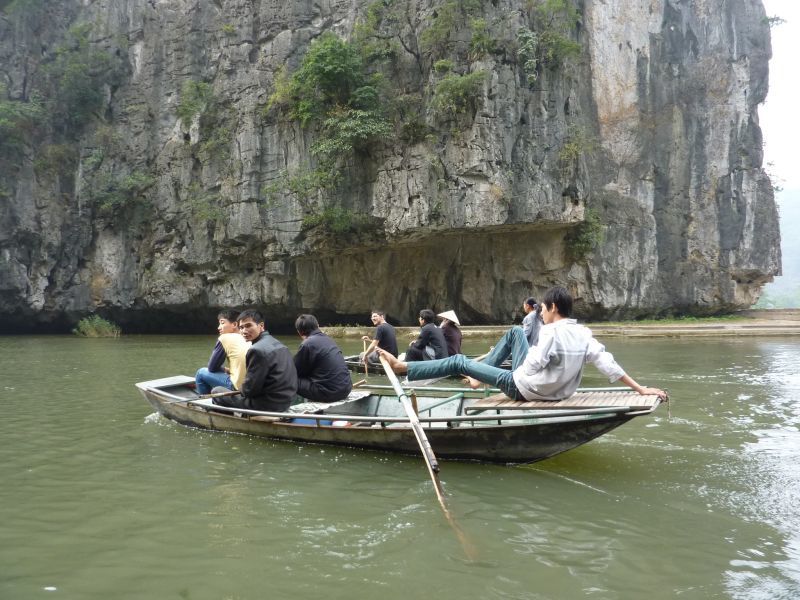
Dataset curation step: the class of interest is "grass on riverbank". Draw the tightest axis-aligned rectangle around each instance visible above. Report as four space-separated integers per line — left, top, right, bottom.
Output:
73 315 121 338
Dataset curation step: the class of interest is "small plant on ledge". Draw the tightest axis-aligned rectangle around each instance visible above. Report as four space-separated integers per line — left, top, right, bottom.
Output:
73 315 121 338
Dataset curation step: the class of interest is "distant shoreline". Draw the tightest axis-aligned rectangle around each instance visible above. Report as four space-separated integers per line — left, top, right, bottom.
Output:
323 309 800 339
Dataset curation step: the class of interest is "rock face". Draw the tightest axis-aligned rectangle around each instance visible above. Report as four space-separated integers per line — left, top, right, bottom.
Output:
0 0 780 332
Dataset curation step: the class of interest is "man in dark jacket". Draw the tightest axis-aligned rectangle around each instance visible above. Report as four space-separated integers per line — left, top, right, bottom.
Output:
212 309 298 412
405 309 448 361
293 314 352 402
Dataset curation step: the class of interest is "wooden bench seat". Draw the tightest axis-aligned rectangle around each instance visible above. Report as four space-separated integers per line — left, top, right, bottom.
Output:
465 390 661 412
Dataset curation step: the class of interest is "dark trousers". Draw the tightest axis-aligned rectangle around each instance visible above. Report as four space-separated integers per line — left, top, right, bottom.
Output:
405 345 433 361
297 378 351 403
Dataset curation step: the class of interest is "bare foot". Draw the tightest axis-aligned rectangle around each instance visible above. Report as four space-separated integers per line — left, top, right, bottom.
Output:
377 349 408 374
463 376 483 390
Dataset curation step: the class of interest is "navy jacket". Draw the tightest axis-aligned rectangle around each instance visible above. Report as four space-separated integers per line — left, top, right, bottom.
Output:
294 330 352 400
410 323 449 359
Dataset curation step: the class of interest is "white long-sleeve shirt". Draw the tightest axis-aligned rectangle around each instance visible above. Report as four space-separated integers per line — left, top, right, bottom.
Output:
512 319 625 401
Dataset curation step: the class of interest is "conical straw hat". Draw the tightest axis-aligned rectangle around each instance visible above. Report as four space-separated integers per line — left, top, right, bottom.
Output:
437 310 460 326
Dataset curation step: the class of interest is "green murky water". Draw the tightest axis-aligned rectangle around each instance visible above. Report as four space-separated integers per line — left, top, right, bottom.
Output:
1 334 799 599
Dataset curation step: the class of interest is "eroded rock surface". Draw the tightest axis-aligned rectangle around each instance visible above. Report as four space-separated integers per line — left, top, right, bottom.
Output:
0 0 780 331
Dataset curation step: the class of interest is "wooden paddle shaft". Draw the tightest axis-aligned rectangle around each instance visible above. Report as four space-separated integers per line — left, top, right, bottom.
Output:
198 389 241 399
379 356 441 474
362 339 369 379
163 388 240 405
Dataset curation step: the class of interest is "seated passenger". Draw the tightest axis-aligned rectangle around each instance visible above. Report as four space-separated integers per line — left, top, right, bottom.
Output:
437 310 462 356
405 309 449 362
360 310 398 364
521 296 544 347
212 309 297 412
380 286 667 402
293 314 353 403
195 309 250 395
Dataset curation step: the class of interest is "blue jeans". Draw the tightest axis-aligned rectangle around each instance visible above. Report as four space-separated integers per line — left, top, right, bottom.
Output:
480 326 529 370
195 368 233 395
406 326 529 399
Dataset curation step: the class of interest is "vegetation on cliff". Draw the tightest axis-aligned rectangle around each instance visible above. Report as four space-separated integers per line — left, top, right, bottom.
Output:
3 0 775 327
259 0 588 243
72 315 121 337
0 11 136 219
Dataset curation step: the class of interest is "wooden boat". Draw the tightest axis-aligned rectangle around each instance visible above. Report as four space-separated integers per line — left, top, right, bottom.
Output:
343 354 511 374
135 376 664 464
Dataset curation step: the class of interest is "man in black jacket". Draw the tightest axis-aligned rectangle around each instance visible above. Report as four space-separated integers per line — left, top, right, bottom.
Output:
293 314 352 402
212 309 298 412
405 309 448 361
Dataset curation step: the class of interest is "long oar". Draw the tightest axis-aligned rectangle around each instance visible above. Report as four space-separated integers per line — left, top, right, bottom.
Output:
362 339 369 380
379 355 445 499
199 389 241 399
378 356 477 559
163 388 241 405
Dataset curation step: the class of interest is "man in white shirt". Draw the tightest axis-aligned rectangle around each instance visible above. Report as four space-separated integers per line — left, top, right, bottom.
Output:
379 286 667 402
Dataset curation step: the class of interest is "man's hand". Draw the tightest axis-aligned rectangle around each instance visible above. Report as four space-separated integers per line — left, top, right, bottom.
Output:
639 386 668 400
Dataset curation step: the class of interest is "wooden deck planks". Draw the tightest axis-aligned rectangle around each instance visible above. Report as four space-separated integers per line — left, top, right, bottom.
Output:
469 391 660 411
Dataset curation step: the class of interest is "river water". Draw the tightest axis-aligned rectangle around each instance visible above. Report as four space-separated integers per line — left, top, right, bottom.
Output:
1 334 799 599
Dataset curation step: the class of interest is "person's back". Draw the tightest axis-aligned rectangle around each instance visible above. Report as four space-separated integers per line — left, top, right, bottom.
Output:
407 309 449 361
521 297 543 347
441 323 461 356
294 315 352 402
437 310 462 356
423 323 448 359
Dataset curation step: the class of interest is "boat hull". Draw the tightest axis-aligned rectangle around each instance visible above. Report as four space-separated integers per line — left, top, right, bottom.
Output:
137 377 648 464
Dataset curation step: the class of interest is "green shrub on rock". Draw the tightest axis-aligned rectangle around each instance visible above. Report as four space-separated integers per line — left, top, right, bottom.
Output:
565 208 603 261
431 71 486 119
73 315 121 337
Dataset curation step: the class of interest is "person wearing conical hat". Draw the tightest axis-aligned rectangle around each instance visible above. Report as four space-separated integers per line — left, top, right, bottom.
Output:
437 310 462 356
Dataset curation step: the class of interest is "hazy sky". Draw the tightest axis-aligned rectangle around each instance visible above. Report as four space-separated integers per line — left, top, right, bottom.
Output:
760 0 799 192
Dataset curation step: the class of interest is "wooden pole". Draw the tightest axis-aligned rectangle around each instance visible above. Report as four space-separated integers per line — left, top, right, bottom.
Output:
362 339 369 380
164 388 241 405
378 355 477 560
198 389 241 399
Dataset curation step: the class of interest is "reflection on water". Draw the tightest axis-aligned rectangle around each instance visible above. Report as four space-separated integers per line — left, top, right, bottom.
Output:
720 342 800 599
0 335 799 598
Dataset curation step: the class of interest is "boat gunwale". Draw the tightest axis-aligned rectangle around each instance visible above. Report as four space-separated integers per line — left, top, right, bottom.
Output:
136 378 658 464
140 384 658 424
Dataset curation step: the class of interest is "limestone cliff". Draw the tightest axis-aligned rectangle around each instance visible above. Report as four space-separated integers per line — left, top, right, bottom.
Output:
0 0 780 332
